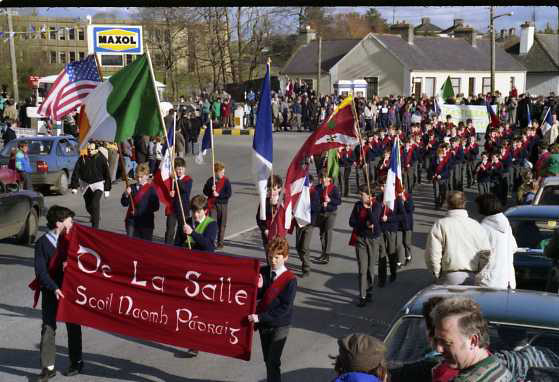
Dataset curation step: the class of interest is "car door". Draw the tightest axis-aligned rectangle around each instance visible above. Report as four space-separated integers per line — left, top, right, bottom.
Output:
0 182 7 237
0 182 27 237
57 139 77 174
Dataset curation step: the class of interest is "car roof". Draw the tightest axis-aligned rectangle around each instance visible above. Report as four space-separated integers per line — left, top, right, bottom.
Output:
504 205 559 220
13 135 76 142
400 285 559 330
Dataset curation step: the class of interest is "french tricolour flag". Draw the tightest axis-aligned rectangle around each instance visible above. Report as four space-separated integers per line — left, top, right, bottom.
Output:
252 63 273 221
542 106 554 137
383 138 403 212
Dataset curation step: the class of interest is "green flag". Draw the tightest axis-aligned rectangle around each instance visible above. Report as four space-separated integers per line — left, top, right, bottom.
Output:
441 76 455 102
326 149 339 179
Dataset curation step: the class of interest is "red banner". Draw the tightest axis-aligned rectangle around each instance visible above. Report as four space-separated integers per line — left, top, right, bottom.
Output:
56 224 260 361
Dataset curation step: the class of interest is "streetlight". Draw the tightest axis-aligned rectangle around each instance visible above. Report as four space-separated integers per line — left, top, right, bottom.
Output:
0 8 19 103
490 7 513 95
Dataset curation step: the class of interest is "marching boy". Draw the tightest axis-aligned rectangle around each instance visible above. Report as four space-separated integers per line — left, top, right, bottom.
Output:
256 175 283 249
34 206 83 381
203 161 232 249
248 237 297 382
121 163 159 241
313 169 341 265
169 157 193 246
348 184 384 307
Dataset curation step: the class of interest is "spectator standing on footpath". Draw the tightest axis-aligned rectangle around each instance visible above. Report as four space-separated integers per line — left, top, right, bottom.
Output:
332 334 389 382
15 141 33 190
424 191 491 285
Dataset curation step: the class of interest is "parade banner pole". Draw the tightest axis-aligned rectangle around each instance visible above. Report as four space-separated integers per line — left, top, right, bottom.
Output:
171 111 177 193
92 53 134 213
146 45 190 248
351 98 372 200
210 118 216 185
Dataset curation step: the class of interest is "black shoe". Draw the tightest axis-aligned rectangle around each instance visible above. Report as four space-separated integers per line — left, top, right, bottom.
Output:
185 349 199 357
378 278 386 288
312 256 329 265
397 261 402 269
390 273 397 283
365 292 372 302
65 361 83 376
38 368 56 382
357 297 368 307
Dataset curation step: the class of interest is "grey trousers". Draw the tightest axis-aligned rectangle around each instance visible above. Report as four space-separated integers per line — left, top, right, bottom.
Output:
355 236 385 298
210 203 228 245
296 224 314 272
40 290 82 368
401 230 412 260
317 212 336 257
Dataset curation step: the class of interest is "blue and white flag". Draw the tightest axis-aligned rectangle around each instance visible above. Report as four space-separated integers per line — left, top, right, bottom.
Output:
252 63 273 220
542 106 554 137
195 119 213 165
527 103 532 126
294 174 311 227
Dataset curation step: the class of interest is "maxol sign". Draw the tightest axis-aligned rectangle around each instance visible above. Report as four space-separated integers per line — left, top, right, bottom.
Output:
88 25 143 55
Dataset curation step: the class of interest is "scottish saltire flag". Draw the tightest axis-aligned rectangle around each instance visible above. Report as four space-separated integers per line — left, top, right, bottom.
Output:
383 138 403 212
252 63 273 221
486 101 500 128
527 103 532 125
542 107 554 136
294 175 311 227
195 120 213 165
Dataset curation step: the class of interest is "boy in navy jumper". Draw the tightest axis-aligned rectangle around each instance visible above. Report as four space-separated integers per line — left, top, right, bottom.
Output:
349 184 384 307
313 170 342 265
295 174 321 277
169 157 193 246
248 237 297 382
183 195 218 251
256 175 283 249
121 163 160 241
399 191 414 266
432 147 450 209
34 206 83 381
203 161 232 248
379 186 404 286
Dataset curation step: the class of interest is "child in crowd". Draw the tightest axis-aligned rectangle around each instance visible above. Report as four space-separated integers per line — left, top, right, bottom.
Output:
203 161 232 248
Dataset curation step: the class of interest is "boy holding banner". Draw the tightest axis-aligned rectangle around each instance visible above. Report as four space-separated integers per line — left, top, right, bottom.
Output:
183 195 218 252
248 237 297 382
34 206 83 381
121 163 160 241
203 161 232 249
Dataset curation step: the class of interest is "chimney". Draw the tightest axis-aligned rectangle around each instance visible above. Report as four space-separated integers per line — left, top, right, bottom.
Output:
453 18 464 27
509 27 516 37
390 22 414 45
421 17 430 25
520 21 535 55
298 25 316 46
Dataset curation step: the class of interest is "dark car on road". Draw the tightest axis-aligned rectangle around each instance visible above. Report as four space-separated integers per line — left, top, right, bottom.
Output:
0 168 44 245
0 135 79 195
385 285 559 381
504 205 559 291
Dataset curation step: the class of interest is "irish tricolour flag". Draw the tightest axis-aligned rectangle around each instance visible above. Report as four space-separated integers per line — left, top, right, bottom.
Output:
78 54 164 148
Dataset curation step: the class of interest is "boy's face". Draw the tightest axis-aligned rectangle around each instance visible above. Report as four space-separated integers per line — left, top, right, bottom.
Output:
267 252 287 270
57 216 73 233
217 169 225 178
176 166 186 177
269 186 281 199
137 173 149 184
193 208 205 223
321 176 331 186
360 192 370 205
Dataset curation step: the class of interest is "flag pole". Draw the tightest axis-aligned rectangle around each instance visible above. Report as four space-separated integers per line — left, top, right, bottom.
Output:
146 45 190 248
209 118 216 185
351 97 372 200
91 53 134 212
267 58 274 193
171 110 176 192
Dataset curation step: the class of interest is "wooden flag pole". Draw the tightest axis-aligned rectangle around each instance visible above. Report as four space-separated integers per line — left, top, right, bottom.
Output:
267 58 274 194
210 118 216 185
351 97 372 200
171 110 177 192
146 45 190 249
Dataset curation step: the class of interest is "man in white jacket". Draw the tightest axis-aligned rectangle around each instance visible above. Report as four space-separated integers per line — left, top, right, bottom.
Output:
474 194 518 289
424 191 491 285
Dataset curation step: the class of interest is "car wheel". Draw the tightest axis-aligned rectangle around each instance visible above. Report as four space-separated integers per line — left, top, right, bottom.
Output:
16 209 38 245
57 171 69 195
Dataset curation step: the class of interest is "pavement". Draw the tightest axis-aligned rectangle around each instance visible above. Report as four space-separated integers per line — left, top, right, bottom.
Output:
0 132 473 382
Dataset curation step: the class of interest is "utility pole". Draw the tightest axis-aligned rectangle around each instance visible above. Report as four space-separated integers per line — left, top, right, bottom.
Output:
7 9 19 104
490 6 495 95
317 36 322 96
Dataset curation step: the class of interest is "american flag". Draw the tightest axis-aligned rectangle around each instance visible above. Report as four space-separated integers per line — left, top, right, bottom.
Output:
38 55 101 121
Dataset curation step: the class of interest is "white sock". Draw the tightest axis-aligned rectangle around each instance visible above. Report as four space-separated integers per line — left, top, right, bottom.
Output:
47 365 54 371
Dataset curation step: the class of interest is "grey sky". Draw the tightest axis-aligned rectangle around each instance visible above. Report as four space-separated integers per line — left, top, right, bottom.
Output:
14 6 559 34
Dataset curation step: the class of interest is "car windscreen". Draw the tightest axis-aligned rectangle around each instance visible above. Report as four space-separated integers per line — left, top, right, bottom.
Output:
539 186 559 205
385 316 559 367
0 140 53 157
509 218 557 250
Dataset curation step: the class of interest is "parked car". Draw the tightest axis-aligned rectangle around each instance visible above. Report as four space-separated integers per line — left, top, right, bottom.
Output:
533 176 559 205
504 205 559 291
385 285 559 381
0 168 45 245
0 135 79 195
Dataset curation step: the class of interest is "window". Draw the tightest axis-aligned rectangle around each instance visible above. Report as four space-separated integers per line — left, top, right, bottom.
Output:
60 51 66 64
49 26 57 40
482 77 491 95
101 54 123 66
78 28 85 41
59 27 66 40
468 77 475 97
50 51 57 64
450 77 461 95
69 51 76 62
78 51 85 61
425 77 436 97
412 77 422 97
365 77 379 98
69 27 75 40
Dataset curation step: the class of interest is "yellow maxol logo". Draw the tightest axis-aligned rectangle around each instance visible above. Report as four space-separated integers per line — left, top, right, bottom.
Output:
97 29 139 51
